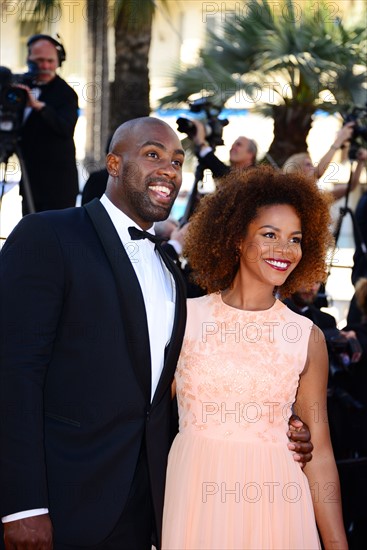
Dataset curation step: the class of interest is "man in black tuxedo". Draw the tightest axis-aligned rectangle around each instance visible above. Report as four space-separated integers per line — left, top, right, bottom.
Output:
18 35 79 214
0 117 313 550
0 117 186 549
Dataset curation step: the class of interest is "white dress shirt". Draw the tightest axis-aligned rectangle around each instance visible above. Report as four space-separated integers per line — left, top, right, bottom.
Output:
2 195 176 524
100 194 176 399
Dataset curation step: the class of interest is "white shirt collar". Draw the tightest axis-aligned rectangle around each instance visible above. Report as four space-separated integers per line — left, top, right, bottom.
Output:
100 194 156 245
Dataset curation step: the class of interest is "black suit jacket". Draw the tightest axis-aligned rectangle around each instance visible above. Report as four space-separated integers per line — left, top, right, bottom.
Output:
0 200 186 547
19 75 79 211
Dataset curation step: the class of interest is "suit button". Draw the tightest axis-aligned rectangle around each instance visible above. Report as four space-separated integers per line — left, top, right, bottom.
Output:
146 409 151 422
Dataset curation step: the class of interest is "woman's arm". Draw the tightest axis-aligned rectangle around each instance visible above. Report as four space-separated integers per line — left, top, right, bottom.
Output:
293 325 348 550
315 122 354 180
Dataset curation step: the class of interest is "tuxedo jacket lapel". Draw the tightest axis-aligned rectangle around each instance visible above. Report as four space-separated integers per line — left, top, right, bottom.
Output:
84 199 151 402
152 246 187 405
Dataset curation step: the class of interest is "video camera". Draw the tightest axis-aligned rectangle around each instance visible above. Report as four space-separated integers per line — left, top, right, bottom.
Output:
0 62 39 137
342 103 367 160
176 98 229 149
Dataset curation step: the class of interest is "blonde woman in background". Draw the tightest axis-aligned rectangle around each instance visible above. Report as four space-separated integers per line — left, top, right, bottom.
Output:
282 121 367 200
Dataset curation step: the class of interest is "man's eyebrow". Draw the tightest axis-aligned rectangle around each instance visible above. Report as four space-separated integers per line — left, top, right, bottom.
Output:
141 141 185 156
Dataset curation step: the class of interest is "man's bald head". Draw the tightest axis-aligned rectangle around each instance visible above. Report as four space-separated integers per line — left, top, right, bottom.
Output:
109 117 177 156
105 117 184 229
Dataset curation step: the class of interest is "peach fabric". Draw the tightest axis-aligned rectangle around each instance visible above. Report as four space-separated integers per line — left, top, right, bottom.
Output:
162 293 321 549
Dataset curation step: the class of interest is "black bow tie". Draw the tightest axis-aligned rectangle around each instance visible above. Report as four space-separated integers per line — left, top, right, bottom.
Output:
128 226 164 246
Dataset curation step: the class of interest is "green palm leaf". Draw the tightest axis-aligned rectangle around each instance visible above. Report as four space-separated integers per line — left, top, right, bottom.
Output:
160 0 366 164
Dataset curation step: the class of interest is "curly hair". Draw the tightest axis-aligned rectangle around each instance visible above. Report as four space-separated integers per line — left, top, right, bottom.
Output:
184 165 334 298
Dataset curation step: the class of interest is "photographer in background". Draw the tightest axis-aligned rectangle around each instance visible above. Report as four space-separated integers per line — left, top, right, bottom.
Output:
191 118 257 178
16 35 79 214
284 282 364 460
282 121 365 201
347 149 367 288
344 277 367 447
178 117 258 225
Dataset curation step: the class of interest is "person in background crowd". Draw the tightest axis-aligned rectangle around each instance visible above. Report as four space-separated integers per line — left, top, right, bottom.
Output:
17 35 79 214
154 218 179 241
81 136 114 206
340 277 367 548
343 148 367 325
344 276 367 456
284 281 363 460
191 118 257 179
284 282 337 331
161 222 205 299
282 123 365 201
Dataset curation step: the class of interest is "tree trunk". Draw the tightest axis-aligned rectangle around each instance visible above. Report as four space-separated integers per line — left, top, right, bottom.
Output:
85 0 109 171
266 104 316 168
109 3 153 131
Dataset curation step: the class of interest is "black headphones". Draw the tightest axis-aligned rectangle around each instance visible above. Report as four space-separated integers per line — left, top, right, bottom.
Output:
27 34 66 67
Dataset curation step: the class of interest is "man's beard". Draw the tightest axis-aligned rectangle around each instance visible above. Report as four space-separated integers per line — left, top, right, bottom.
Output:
121 162 177 223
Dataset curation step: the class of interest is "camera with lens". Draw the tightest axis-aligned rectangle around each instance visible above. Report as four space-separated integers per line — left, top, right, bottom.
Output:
0 62 39 137
343 103 367 160
176 97 229 149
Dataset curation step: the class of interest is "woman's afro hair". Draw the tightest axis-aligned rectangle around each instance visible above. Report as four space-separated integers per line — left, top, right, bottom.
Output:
184 165 334 297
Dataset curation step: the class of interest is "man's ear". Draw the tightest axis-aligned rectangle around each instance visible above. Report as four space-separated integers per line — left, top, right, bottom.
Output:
106 153 120 177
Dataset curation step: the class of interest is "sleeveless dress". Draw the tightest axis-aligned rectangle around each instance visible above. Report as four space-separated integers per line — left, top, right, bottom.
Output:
162 293 321 550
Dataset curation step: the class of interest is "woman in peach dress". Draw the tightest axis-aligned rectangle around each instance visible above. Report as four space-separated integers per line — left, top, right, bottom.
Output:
162 166 348 550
